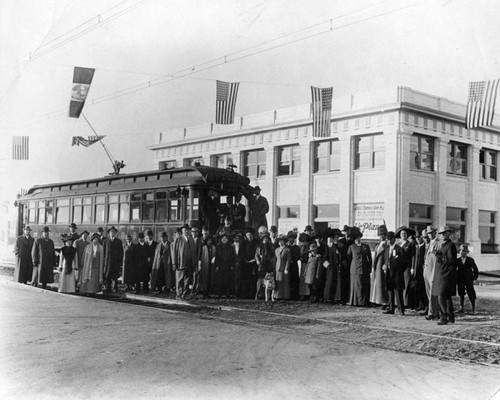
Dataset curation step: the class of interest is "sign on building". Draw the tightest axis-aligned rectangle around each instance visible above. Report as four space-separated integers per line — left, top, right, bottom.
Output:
354 203 385 240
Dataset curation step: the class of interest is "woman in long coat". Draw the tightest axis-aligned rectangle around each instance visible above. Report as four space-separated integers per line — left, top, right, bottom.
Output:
58 235 79 294
287 233 301 301
80 233 104 295
274 235 291 300
347 231 372 307
298 233 312 299
199 236 216 298
323 229 343 303
370 225 389 306
213 234 236 297
303 243 322 302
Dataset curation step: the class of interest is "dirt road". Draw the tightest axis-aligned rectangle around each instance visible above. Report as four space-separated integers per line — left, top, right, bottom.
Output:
1 280 499 400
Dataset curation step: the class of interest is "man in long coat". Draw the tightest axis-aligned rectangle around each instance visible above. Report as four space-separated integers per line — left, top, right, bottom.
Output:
172 224 197 299
151 232 172 294
423 226 440 320
432 226 457 325
31 226 55 288
383 231 406 315
323 228 343 303
14 226 34 284
250 186 269 230
103 226 123 292
132 233 150 293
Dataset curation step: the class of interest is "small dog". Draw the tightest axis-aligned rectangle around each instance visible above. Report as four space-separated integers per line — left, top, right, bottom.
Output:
255 272 276 302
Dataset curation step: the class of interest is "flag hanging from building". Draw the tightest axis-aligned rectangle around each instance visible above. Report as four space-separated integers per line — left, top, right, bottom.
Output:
69 66 96 118
72 135 105 147
215 80 239 124
466 79 500 129
311 86 333 137
12 136 29 160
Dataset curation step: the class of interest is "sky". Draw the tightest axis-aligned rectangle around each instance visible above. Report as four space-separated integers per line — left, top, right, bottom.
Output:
1 0 500 211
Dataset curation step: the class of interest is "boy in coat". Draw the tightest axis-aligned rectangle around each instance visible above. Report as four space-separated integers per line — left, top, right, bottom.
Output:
456 244 479 314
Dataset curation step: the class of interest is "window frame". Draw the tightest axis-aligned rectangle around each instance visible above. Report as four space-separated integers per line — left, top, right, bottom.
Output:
243 148 266 178
447 141 468 176
277 144 301 176
480 148 497 181
313 139 340 173
354 134 385 170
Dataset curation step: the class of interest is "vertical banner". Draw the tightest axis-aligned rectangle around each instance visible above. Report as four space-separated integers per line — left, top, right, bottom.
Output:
215 80 239 124
69 66 95 118
12 136 29 160
311 86 333 137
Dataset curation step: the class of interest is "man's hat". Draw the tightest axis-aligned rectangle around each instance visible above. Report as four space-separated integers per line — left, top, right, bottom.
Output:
138 232 145 239
270 225 278 233
97 227 104 233
326 228 342 238
437 225 452 234
377 225 388 236
459 244 469 252
160 231 168 238
298 233 311 243
69 223 77 229
90 232 100 241
125 234 133 240
341 225 349 233
304 225 313 231
42 226 50 233
182 223 191 230
107 226 117 233
254 186 261 191
277 234 288 243
61 234 74 243
23 226 32 231
387 231 396 240
309 242 318 250
245 227 256 235
425 225 436 234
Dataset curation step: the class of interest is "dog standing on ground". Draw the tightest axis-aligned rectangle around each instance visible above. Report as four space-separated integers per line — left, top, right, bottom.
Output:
255 272 276 301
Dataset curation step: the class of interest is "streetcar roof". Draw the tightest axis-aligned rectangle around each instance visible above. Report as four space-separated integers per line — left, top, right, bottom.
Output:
20 166 252 200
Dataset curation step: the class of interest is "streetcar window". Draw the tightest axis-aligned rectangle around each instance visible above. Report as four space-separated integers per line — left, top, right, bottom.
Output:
28 202 36 224
94 196 105 224
155 192 168 222
130 193 141 222
192 196 199 220
72 198 82 224
56 199 70 224
46 201 54 224
38 202 46 224
119 194 129 223
82 197 91 223
143 192 154 221
169 192 181 221
108 195 119 223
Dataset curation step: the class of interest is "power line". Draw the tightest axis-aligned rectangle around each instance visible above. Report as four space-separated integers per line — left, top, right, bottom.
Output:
0 0 429 132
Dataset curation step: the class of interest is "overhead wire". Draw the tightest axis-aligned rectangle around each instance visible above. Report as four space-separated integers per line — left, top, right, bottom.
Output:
0 0 429 132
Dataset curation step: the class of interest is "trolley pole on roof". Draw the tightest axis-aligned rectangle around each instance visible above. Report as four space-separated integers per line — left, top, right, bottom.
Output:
82 113 125 175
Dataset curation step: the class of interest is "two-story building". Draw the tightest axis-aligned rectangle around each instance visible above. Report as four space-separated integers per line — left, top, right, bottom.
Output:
149 86 500 271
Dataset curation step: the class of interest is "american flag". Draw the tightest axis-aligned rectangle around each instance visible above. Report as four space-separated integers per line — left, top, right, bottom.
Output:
466 79 500 129
12 136 29 160
311 86 333 137
215 80 239 124
72 135 105 147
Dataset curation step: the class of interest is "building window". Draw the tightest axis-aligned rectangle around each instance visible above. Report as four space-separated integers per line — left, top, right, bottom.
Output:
211 153 233 169
243 149 266 178
38 202 46 224
278 145 301 176
314 204 339 222
410 134 434 171
409 203 433 234
479 211 497 254
314 140 340 173
354 134 384 169
183 157 203 167
94 196 105 224
446 207 466 244
279 206 300 218
159 160 177 170
447 142 468 176
56 199 70 224
480 149 497 181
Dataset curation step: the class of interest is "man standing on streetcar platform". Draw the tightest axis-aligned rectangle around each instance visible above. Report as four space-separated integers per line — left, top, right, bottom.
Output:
250 186 269 230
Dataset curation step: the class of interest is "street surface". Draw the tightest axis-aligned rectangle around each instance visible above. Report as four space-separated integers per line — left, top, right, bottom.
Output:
1 279 500 400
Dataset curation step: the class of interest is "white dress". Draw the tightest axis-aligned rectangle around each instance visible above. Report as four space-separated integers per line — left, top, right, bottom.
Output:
58 248 78 293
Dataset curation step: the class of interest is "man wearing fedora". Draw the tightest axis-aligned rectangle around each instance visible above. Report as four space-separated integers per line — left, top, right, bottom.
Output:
68 223 80 241
432 226 457 325
456 244 479 314
31 226 55 289
172 224 197 299
103 226 123 292
14 226 35 284
249 186 269 230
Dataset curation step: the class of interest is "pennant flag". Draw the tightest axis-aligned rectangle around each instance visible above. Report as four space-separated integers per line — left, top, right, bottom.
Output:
466 79 500 129
12 136 29 160
215 80 239 124
72 135 105 147
69 66 96 118
311 86 333 137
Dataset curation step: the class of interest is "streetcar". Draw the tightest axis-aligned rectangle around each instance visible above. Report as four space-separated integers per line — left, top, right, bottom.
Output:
15 165 255 245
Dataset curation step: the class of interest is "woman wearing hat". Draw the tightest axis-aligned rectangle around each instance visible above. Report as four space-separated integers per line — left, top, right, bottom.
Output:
286 232 301 301
347 228 372 307
370 225 389 307
199 236 216 298
57 235 79 293
213 233 236 298
274 235 291 300
80 233 104 295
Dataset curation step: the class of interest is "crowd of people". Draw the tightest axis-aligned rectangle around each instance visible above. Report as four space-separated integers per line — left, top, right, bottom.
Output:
14 215 479 326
